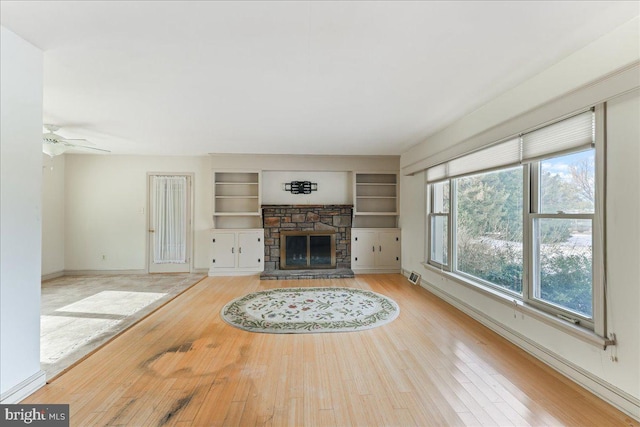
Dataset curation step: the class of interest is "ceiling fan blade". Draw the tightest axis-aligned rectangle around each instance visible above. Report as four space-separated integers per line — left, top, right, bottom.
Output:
43 125 109 153
66 144 111 153
43 124 60 132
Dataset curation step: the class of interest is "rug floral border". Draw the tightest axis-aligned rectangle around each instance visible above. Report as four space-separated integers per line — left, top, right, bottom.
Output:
221 287 400 334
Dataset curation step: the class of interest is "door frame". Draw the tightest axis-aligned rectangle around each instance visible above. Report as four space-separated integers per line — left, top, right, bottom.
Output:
146 172 195 273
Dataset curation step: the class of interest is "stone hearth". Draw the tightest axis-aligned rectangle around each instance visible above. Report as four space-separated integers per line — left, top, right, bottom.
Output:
260 268 355 280
261 205 354 279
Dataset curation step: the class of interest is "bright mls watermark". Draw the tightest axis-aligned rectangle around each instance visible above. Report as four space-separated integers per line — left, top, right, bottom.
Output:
0 405 69 426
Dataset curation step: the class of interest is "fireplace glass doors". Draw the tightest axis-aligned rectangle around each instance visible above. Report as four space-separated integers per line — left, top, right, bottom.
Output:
280 231 336 269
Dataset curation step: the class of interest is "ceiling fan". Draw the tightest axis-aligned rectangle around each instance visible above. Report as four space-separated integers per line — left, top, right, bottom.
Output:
42 124 111 157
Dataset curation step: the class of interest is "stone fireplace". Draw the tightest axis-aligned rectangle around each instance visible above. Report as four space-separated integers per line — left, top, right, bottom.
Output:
260 204 354 279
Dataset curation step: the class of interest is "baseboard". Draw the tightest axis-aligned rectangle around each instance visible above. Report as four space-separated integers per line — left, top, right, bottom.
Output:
41 271 64 281
352 268 401 274
208 270 263 276
63 269 147 276
413 273 640 421
0 371 46 404
53 269 208 277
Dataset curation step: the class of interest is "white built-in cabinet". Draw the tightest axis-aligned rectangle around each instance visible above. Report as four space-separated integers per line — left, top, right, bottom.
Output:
351 228 401 273
351 172 401 272
209 229 264 276
211 170 264 275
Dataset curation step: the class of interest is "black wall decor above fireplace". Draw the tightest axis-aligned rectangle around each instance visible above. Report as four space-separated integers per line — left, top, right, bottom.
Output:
284 181 317 194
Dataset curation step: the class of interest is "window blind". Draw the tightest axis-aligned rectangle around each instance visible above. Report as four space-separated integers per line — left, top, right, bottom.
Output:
521 110 594 162
425 137 520 183
447 137 521 179
426 163 447 183
425 109 594 183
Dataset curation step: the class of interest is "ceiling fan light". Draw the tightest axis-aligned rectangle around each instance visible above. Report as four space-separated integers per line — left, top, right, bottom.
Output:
42 143 69 157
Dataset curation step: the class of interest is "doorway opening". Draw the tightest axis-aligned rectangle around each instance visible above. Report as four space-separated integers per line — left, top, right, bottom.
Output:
148 174 193 273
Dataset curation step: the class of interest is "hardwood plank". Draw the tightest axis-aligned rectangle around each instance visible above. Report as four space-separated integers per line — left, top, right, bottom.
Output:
21 274 638 427
221 401 245 427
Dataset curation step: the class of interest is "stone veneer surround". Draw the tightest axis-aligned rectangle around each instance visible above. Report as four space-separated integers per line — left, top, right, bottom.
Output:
262 205 353 271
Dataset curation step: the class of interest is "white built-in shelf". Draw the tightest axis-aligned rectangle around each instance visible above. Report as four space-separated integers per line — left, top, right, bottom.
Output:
353 172 399 228
353 172 398 217
355 173 397 184
213 171 262 228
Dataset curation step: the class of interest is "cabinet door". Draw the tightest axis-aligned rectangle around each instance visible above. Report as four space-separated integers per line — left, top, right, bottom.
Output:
376 231 401 268
212 232 237 268
352 231 377 268
237 232 262 269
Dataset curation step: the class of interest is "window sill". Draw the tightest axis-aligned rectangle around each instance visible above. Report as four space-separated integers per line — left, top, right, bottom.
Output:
420 263 614 349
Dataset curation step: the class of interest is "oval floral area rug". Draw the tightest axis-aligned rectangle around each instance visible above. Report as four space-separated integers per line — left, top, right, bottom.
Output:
221 287 400 333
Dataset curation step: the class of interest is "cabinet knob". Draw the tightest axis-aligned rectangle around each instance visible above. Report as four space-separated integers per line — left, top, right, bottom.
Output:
239 247 242 254
212 259 216 263
372 246 375 252
379 246 382 252
231 247 234 253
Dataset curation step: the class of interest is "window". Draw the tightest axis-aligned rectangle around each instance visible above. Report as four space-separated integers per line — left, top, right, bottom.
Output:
455 167 523 294
426 108 603 332
428 181 449 267
530 150 595 319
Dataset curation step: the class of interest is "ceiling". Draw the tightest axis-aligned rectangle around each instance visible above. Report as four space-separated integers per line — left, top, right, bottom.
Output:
1 1 638 156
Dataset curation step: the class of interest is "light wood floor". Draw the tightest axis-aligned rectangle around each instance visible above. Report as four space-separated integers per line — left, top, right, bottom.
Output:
41 273 205 380
24 274 637 426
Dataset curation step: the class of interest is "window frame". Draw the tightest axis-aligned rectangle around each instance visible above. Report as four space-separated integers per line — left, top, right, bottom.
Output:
425 105 605 335
426 180 451 270
526 152 597 329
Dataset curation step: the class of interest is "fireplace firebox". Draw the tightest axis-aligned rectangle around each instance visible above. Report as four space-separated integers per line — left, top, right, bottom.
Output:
280 231 336 270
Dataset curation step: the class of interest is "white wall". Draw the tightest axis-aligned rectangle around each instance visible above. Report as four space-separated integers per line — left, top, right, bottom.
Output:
63 153 399 271
64 155 211 272
263 171 352 205
604 89 640 396
399 21 640 418
0 26 45 401
42 154 65 276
